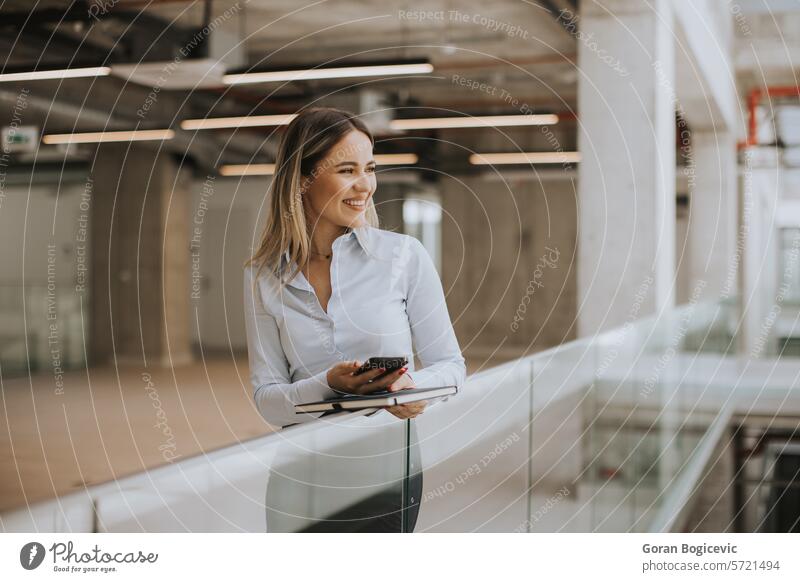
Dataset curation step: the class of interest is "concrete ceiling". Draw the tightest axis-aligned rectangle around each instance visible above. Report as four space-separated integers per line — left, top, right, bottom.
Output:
145 0 574 60
141 0 580 107
2 0 799 170
3 1 799 107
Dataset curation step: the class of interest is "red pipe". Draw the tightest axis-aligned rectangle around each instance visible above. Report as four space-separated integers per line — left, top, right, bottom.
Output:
741 85 800 148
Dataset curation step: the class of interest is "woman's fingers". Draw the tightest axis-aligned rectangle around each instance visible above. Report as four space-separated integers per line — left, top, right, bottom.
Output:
386 406 410 419
331 361 359 377
388 408 417 419
329 362 414 395
385 400 427 419
365 366 407 390
327 361 363 392
386 373 415 392
360 363 408 384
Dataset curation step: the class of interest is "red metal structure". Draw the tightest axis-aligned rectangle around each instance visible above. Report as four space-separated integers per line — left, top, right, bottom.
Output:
743 85 800 147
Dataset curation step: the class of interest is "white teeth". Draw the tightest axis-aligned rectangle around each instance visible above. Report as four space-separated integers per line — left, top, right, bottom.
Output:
343 200 366 208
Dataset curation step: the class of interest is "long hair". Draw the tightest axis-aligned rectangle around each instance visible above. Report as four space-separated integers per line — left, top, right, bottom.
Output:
246 107 380 286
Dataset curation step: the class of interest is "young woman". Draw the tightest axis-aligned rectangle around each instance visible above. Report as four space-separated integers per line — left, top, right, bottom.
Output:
244 107 465 532
244 107 465 429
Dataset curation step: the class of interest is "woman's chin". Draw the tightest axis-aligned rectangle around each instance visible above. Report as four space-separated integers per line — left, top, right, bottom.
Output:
342 214 366 228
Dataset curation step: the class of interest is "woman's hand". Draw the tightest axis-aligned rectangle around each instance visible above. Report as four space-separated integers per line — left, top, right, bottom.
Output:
384 373 427 420
326 360 408 395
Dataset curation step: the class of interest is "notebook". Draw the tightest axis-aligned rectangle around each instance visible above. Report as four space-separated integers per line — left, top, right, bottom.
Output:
294 385 458 414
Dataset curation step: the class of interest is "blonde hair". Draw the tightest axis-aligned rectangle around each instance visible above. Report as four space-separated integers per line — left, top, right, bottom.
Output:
246 107 379 286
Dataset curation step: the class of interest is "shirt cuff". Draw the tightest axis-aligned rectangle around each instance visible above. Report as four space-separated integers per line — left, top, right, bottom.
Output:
287 369 333 418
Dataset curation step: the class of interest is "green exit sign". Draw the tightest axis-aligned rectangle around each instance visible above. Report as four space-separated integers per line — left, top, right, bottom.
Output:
2 125 39 152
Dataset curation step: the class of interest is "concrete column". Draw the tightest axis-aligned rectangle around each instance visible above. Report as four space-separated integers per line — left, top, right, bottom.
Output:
90 143 192 367
739 147 781 358
440 173 577 359
577 0 676 336
687 130 738 300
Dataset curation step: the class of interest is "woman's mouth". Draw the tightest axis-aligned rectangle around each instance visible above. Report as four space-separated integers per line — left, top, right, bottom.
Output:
342 198 366 210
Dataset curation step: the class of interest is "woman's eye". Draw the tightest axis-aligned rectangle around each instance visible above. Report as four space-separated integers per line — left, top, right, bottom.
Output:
339 168 354 174
366 166 376 173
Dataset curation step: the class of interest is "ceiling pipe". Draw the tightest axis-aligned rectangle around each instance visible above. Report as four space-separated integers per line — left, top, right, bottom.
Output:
0 87 272 171
741 85 800 148
0 88 128 129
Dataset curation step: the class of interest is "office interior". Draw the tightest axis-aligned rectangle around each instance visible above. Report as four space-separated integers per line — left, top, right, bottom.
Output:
1 0 800 533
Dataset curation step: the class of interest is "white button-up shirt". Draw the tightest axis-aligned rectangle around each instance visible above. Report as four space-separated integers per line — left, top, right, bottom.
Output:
244 225 466 428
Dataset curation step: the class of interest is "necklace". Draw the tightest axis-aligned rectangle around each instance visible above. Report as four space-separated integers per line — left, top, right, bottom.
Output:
310 228 348 260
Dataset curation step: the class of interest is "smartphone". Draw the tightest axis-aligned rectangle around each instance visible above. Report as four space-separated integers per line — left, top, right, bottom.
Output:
353 356 408 380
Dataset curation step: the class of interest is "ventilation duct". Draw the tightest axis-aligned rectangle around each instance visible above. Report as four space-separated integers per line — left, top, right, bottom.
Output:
325 89 397 135
110 9 247 90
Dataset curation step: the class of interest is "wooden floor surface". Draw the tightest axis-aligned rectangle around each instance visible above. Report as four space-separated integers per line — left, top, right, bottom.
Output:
0 356 269 513
0 355 504 513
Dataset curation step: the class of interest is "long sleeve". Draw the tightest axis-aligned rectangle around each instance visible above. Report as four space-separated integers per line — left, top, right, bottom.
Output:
244 267 333 428
404 238 467 392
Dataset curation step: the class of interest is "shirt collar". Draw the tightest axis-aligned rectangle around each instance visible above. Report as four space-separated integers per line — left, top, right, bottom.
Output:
279 225 370 287
349 224 370 252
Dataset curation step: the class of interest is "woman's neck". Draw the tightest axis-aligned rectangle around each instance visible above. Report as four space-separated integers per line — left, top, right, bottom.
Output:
309 221 348 256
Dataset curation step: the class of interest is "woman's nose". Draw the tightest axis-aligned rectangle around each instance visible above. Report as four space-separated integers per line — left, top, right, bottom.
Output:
352 173 371 191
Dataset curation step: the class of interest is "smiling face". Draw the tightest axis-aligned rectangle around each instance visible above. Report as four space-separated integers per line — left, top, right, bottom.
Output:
301 129 377 231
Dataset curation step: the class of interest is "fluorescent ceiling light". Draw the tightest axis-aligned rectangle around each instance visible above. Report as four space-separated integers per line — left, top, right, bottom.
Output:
181 114 297 130
374 153 418 165
223 62 433 85
391 114 558 130
469 151 581 165
42 129 175 144
0 66 111 82
220 154 417 176
219 164 276 176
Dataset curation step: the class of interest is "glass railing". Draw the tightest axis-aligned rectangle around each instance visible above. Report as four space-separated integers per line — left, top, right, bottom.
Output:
414 357 534 532
3 298 764 533
541 301 739 532
254 295 790 534
408 299 743 533
265 409 411 532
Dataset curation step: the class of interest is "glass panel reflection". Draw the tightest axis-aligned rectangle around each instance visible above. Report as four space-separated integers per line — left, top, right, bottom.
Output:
265 410 411 532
